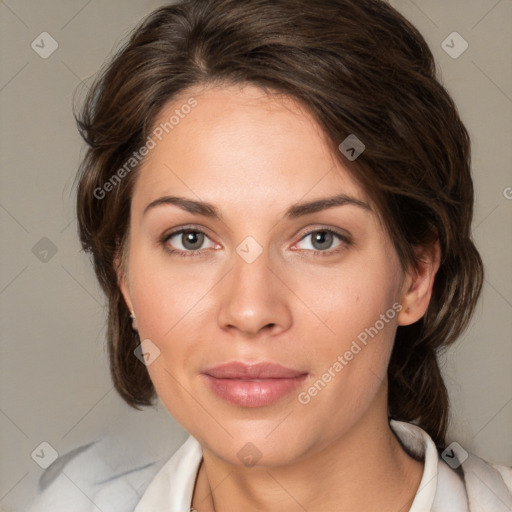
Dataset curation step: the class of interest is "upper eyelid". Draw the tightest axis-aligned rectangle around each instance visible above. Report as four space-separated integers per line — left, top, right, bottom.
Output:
161 223 215 241
299 226 350 239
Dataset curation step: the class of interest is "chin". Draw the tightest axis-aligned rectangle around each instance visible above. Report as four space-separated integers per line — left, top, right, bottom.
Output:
196 422 316 468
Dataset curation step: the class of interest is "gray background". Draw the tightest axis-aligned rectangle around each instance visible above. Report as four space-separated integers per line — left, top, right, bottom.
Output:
0 0 511 510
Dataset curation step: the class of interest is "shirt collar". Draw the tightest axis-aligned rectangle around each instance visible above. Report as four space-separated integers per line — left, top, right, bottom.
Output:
134 419 443 511
389 419 441 511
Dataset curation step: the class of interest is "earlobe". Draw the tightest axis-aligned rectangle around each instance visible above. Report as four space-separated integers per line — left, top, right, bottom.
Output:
397 240 441 326
115 253 137 329
129 311 138 332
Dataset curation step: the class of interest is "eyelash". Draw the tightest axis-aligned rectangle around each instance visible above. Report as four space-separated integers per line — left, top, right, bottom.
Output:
160 226 351 258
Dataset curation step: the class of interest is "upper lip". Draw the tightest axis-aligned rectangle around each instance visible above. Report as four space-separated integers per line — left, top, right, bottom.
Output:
202 362 307 379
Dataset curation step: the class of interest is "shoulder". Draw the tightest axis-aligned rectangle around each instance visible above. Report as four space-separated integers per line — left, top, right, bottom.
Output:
24 437 168 512
488 460 512 491
389 419 511 511
461 452 512 512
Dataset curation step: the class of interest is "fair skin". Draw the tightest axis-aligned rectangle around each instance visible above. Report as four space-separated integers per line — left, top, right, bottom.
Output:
118 83 441 512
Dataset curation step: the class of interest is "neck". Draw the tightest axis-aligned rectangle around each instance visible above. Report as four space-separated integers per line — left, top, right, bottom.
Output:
192 387 424 512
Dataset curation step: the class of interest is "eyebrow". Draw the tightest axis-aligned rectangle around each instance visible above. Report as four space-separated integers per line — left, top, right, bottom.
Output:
143 193 371 221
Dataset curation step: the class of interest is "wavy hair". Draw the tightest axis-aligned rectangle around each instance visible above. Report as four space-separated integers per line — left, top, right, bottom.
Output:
75 0 483 450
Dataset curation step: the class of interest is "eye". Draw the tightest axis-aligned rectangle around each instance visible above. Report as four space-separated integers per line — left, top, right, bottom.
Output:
160 227 350 258
294 228 350 254
162 228 217 257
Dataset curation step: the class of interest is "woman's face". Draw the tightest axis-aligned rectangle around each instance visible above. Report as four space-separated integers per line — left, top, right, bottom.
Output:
119 83 425 466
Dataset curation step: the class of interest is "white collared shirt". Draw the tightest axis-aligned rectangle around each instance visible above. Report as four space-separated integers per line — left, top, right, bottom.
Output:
24 420 512 512
134 420 511 512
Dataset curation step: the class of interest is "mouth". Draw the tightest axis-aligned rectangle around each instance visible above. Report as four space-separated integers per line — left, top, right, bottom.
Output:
201 361 308 408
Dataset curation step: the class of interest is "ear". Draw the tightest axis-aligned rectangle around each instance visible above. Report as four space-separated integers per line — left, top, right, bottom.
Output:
115 252 138 331
397 240 441 326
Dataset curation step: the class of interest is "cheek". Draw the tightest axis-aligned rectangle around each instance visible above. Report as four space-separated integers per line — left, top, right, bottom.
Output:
297 253 401 352
292 249 401 411
295 274 398 430
127 247 212 342
127 256 212 423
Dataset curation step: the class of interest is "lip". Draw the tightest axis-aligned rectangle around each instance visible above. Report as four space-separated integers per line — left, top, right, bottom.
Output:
201 362 308 407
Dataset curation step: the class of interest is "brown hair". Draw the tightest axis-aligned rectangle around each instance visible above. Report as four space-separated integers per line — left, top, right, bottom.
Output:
75 0 483 450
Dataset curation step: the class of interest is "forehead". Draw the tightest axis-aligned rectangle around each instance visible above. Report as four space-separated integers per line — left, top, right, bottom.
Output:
132 83 371 216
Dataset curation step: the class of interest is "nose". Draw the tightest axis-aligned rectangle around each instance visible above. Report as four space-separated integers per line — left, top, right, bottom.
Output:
216 244 293 337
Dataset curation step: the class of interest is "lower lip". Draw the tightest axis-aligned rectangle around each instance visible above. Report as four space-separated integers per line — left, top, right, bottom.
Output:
202 374 308 407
